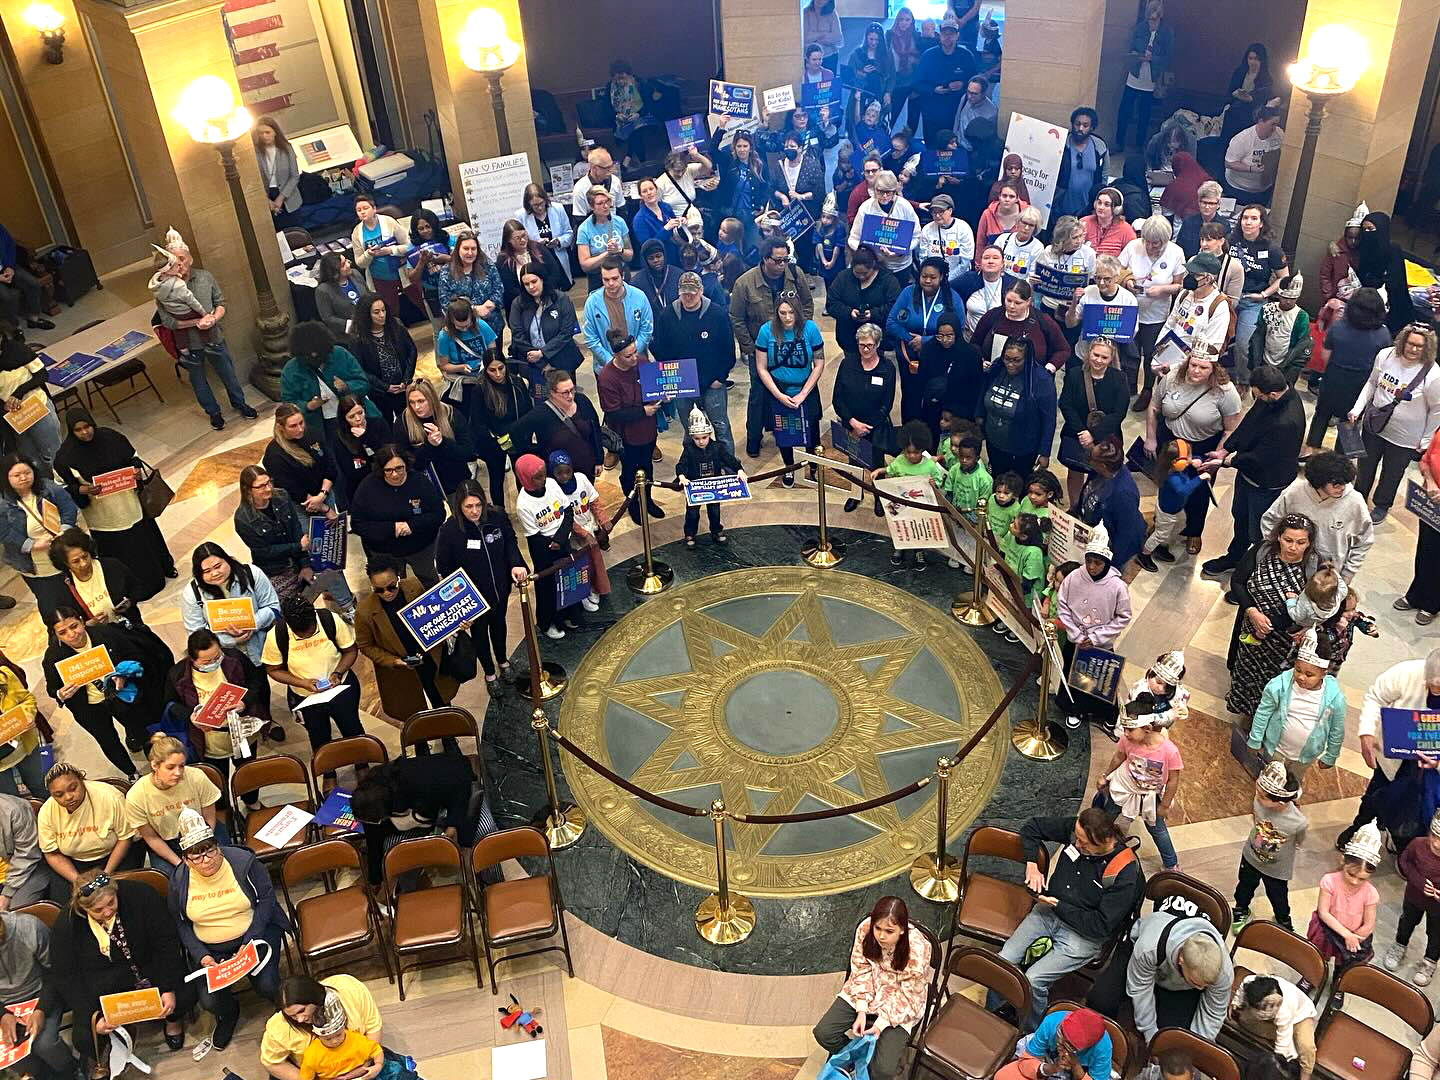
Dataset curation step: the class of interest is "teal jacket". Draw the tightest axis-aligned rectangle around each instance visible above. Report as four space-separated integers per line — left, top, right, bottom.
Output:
279 346 380 439
1247 669 1347 766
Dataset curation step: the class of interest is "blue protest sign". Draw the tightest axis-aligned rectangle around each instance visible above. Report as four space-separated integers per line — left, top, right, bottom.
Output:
1068 647 1124 703
399 569 490 650
685 475 752 506
639 357 700 401
773 405 810 448
1033 262 1090 302
858 214 915 256
313 789 360 832
555 556 592 610
709 80 756 120
829 419 874 467
1380 707 1440 760
777 200 814 242
666 114 708 151
43 352 107 388
800 80 841 110
1080 303 1139 342
308 512 348 572
96 330 153 361
1407 480 1440 532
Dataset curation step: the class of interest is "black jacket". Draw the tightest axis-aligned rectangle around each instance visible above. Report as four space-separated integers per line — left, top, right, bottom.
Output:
1223 388 1306 490
831 352 897 454
360 754 476 883
934 337 987 421
508 394 604 479
825 268 901 354
1058 366 1129 441
348 326 418 394
469 375 534 458
330 417 394 505
233 489 306 577
507 293 584 375
654 297 737 390
164 648 269 761
406 410 478 495
676 439 741 482
434 509 526 607
1021 815 1144 943
631 263 683 312
261 439 337 506
498 247 568 316
43 621 172 725
350 471 445 557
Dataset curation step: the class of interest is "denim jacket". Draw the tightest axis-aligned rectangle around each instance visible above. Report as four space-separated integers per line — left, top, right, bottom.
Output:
0 481 78 574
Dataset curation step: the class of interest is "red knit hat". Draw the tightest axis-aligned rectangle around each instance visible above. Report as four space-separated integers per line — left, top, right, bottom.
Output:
1060 1009 1105 1050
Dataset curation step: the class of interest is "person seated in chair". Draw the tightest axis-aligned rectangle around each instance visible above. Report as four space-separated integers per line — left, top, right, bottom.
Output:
997 1007 1112 1080
990 808 1143 1031
1086 907 1233 1044
0 224 53 332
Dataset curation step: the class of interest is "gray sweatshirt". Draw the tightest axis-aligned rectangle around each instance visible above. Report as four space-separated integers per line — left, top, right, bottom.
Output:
0 910 48 1005
0 793 44 906
1242 797 1308 881
1126 912 1233 1042
1259 478 1374 581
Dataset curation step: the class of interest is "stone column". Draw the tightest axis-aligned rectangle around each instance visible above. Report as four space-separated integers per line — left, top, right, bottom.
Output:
1270 0 1440 298
718 0 801 99
80 0 292 394
997 0 1106 133
412 0 541 198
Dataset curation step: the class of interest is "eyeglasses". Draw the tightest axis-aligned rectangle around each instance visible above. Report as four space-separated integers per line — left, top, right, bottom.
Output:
382 464 407 475
857 341 879 350
184 844 219 861
554 387 575 397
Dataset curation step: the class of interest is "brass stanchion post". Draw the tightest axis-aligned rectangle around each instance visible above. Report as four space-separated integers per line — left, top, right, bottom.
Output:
1011 620 1069 761
514 579 567 699
531 708 585 849
626 469 674 595
695 799 755 945
801 457 845 568
953 497 997 626
909 757 959 901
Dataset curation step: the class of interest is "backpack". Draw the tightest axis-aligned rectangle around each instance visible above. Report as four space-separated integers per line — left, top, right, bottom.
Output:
271 608 341 667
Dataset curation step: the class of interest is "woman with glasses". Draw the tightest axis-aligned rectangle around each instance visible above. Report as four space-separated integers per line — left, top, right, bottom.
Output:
349 445 444 586
169 808 289 1052
1175 180 1227 258
1347 321 1440 524
38 763 143 903
354 554 458 719
51 869 195 1068
832 322 896 514
755 295 826 487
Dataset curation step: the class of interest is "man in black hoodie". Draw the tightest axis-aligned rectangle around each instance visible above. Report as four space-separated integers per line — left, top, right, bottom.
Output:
1200 363 1306 576
631 239 682 312
656 273 737 456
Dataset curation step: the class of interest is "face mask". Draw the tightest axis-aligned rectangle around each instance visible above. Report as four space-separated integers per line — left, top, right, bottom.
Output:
195 658 223 673
785 147 800 160
1182 273 1198 290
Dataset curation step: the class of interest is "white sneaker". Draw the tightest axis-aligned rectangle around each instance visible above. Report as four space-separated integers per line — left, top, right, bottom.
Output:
545 626 566 640
1417 958 1437 986
581 595 600 612
947 557 961 569
1384 942 1406 971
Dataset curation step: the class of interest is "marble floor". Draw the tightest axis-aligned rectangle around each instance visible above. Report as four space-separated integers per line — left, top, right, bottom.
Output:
2 260 1435 1080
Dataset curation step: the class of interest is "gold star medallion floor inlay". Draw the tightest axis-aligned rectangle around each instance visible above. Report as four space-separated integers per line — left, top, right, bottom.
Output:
559 567 1009 897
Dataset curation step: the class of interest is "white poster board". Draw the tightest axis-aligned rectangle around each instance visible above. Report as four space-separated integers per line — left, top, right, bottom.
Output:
1046 505 1092 567
458 152 534 259
1003 112 1065 229
763 85 796 114
875 476 949 550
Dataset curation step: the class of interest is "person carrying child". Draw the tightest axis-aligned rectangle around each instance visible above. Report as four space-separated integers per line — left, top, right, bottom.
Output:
676 406 745 548
1286 562 1347 629
1308 820 1381 974
871 419 946 570
547 450 610 613
1095 693 1183 870
1384 808 1440 986
1234 760 1307 933
1135 437 1209 573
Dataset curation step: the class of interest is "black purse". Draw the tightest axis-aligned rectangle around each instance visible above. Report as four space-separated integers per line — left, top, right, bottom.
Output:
439 629 477 681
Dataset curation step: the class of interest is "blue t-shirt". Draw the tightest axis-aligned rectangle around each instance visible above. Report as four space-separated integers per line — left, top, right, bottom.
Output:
577 216 630 258
361 222 403 281
755 320 824 392
436 323 497 370
1017 1012 1112 1080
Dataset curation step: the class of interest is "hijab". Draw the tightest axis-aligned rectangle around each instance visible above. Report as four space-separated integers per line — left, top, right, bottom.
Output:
989 154 1031 203
514 454 545 493
1159 152 1210 219
1353 212 1393 287
548 450 577 495
54 407 136 481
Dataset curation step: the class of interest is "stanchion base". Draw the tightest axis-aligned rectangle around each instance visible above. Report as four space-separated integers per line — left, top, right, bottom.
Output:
514 662 568 700
908 852 961 902
695 891 756 945
544 804 587 850
1011 720 1069 761
627 561 675 595
952 598 996 626
802 540 846 568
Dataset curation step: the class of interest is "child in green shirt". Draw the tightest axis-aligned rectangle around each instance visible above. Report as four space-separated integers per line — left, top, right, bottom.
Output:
986 471 1023 564
1003 513 1048 644
943 434 993 568
1017 470 1061 523
872 420 946 570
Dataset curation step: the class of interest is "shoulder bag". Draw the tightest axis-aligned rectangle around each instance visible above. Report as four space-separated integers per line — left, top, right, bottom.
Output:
1059 372 1118 469
1126 378 1208 472
1361 363 1430 438
136 458 174 519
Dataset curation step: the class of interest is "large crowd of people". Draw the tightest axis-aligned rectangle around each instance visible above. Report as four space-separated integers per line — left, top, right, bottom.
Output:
1 3 1439 1080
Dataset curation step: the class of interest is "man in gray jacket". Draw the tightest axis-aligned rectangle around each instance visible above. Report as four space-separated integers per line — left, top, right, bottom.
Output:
1087 909 1233 1043
0 792 49 909
0 909 76 1080
1257 452 1374 583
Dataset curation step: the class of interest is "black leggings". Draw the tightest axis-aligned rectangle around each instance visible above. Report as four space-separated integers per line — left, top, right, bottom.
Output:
479 444 508 506
1398 901 1440 961
474 606 510 677
71 703 139 777
1235 856 1293 929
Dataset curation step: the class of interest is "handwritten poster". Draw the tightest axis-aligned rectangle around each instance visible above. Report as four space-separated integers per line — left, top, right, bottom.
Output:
875 476 948 549
457 153 535 260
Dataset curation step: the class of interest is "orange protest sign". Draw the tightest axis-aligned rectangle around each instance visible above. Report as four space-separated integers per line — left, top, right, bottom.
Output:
55 644 115 688
99 987 166 1027
92 467 138 496
41 498 60 535
205 597 257 633
3 396 48 434
203 940 261 992
193 682 248 730
0 704 35 744
0 996 38 1069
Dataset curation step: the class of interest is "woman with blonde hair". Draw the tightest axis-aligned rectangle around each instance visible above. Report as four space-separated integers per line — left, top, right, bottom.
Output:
261 402 338 514
1348 321 1440 523
400 379 477 498
124 733 223 873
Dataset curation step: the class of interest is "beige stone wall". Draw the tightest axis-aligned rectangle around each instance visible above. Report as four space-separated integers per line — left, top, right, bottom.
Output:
1270 0 1440 295
998 0 1105 135
380 0 438 150
720 0 802 99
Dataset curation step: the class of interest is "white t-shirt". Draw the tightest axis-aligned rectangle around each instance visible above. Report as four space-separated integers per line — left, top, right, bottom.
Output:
1153 288 1231 370
919 219 975 281
1033 245 1097 314
1276 683 1325 760
571 173 625 218
1225 126 1284 192
994 231 1045 280
1231 976 1317 1061
964 276 1005 337
1119 238 1185 325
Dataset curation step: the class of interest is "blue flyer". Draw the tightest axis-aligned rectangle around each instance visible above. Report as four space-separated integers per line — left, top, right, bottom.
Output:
639 357 700 401
96 330 153 360
777 200 814 242
1033 262 1090 302
709 80 756 119
313 789 360 832
1068 647 1124 703
44 352 107 388
685 475 752 506
857 214 915 256
666 114 708 151
308 513 348 572
829 419 874 467
555 556 592 610
800 80 841 110
1080 303 1139 342
399 568 490 650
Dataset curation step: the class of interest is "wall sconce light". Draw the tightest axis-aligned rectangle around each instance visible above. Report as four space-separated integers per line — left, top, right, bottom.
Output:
457 8 522 156
24 4 65 64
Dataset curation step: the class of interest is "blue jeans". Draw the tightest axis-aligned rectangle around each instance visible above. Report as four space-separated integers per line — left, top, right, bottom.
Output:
700 383 735 457
181 342 250 418
1232 298 1263 385
988 906 1104 1030
1100 791 1178 869
1223 474 1285 562
17 402 62 479
0 749 47 798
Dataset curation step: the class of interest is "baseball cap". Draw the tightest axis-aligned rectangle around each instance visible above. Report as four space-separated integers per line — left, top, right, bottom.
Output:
678 272 703 292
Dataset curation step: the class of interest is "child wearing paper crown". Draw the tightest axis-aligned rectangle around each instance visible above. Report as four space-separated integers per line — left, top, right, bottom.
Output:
300 985 419 1080
1233 760 1307 934
1385 810 1440 986
1136 437 1209 573
676 406 744 549
1117 651 1190 741
1094 693 1184 870
1309 820 1381 971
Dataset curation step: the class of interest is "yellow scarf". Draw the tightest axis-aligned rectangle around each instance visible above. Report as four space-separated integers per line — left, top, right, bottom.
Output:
87 912 116 957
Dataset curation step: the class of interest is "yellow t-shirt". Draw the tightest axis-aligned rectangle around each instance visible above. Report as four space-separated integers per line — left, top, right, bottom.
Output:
260 617 355 697
124 767 221 840
259 975 383 1068
299 1031 380 1080
185 855 253 945
38 781 134 861
191 666 234 759
71 570 116 622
